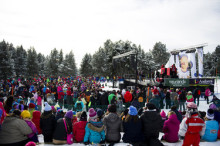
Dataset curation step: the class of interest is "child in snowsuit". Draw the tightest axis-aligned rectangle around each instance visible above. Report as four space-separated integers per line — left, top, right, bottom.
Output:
21 110 39 142
178 102 206 146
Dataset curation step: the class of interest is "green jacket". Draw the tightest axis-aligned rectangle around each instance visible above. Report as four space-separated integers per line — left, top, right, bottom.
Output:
108 94 116 104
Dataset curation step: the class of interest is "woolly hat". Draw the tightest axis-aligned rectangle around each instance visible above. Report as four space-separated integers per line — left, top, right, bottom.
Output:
65 111 73 119
146 103 156 110
72 111 76 116
209 104 217 110
88 108 97 119
80 111 87 121
187 102 197 109
160 110 166 120
25 141 36 146
54 104 60 111
44 102 52 111
51 106 56 112
29 103 35 109
108 104 117 113
206 109 214 120
96 108 104 118
188 91 192 94
12 102 18 107
21 110 31 119
128 106 138 116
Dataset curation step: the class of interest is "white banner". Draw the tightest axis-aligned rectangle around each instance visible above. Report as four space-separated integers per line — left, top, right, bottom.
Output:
175 54 180 72
197 47 203 78
165 54 175 68
178 51 190 78
188 52 196 78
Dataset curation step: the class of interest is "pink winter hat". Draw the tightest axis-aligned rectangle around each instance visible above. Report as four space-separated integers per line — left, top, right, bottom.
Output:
160 110 166 120
25 141 36 146
88 108 97 119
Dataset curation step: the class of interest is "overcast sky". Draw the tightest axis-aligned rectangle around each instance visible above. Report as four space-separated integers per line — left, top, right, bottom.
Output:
0 0 220 68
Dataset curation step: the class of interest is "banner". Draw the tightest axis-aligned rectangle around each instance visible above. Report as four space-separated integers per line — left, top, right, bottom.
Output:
197 47 203 78
164 79 189 87
175 54 180 74
188 52 196 78
178 51 190 78
189 78 214 85
165 55 175 68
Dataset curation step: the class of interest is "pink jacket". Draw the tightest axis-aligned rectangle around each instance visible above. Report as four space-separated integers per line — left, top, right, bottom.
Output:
37 96 42 106
25 119 38 138
205 88 211 96
163 114 180 142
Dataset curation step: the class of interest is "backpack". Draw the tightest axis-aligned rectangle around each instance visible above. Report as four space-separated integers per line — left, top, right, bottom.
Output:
197 89 201 95
138 97 144 102
76 102 82 111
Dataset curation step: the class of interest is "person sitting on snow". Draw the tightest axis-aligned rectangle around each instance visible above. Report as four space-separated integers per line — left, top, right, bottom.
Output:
179 102 206 146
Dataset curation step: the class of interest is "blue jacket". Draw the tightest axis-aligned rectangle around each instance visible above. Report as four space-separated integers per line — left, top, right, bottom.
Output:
202 120 219 142
84 121 105 144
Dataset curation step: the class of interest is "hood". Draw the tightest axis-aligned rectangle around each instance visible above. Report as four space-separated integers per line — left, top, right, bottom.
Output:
77 121 87 129
41 111 53 119
144 111 160 122
87 123 104 132
33 111 41 119
168 114 180 124
125 91 130 95
105 113 119 122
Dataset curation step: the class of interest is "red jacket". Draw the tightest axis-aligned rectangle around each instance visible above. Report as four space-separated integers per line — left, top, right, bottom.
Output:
67 87 72 96
32 111 42 134
124 91 132 103
73 121 87 142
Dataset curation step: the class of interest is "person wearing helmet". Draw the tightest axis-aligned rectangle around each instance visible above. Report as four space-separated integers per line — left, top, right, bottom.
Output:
178 102 206 146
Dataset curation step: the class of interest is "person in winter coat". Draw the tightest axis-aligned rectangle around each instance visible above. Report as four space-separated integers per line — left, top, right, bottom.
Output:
0 109 32 146
103 104 122 144
186 91 194 102
170 106 182 123
40 102 56 143
55 109 64 121
205 87 211 104
140 103 163 146
209 103 220 123
131 96 140 110
4 95 14 114
21 110 39 142
146 85 152 103
66 87 72 105
28 103 36 119
73 111 87 142
103 104 123 145
122 106 143 144
74 97 84 112
179 89 186 111
178 102 206 146
108 92 116 104
0 102 6 129
100 91 109 105
124 90 132 103
149 95 160 110
32 111 42 134
84 108 105 144
37 94 42 112
202 109 219 142
53 110 73 144
117 97 124 115
162 111 180 143
29 97 38 110
160 110 167 129
165 90 171 109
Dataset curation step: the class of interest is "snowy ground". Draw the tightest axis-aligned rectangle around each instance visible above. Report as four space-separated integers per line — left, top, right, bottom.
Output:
37 79 220 145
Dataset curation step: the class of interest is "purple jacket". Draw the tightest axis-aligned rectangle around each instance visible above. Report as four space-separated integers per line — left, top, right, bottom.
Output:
163 114 180 142
25 120 38 138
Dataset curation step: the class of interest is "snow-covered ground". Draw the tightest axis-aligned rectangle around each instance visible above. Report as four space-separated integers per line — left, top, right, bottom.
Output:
38 79 220 146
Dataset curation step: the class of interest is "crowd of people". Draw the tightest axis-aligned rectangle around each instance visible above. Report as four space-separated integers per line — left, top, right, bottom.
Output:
0 76 220 146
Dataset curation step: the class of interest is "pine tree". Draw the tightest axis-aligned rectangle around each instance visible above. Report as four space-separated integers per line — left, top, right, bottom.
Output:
0 40 13 80
26 47 39 77
37 53 45 76
65 51 77 76
151 42 170 70
47 48 59 77
80 53 93 77
14 45 27 77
